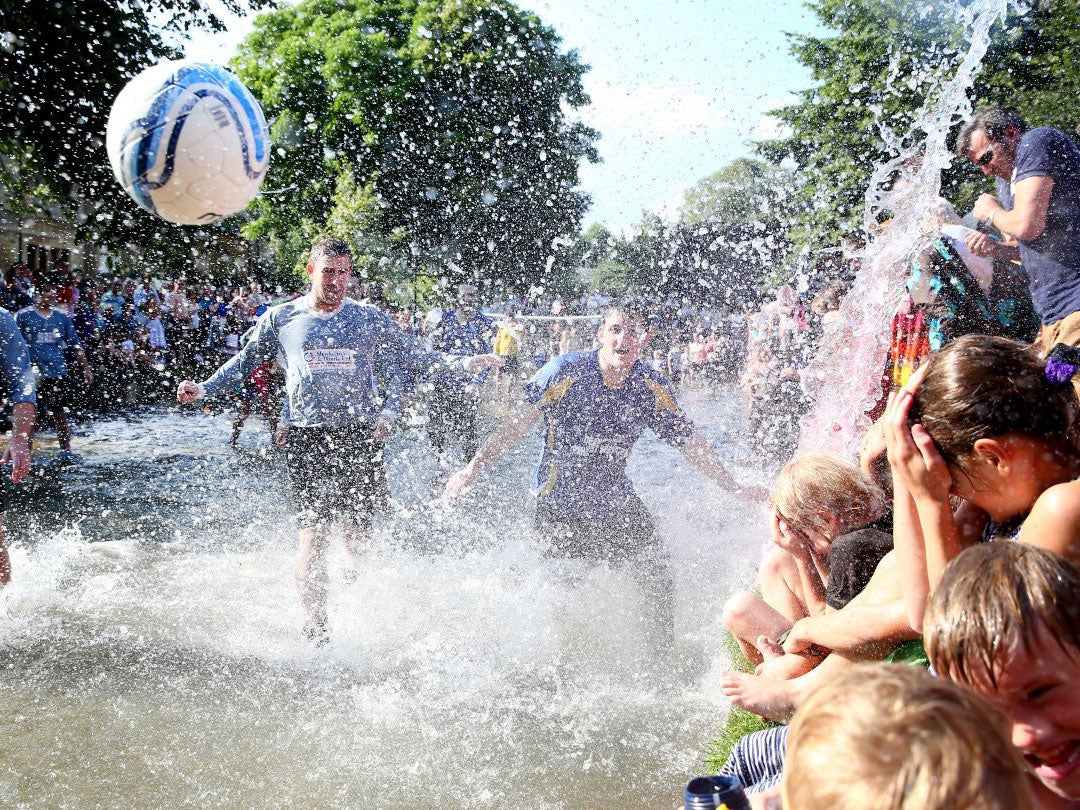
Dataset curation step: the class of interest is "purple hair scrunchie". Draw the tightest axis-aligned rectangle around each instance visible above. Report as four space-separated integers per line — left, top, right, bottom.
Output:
1045 354 1080 386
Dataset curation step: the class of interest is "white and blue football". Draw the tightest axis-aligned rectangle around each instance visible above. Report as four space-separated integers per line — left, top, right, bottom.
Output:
106 60 270 226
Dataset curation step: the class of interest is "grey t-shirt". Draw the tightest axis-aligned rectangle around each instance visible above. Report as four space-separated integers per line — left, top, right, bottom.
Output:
202 297 420 429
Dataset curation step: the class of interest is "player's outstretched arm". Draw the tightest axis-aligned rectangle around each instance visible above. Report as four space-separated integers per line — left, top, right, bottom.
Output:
679 430 767 502
445 404 540 498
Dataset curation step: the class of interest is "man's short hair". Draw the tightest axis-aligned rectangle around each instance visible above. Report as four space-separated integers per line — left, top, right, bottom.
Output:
601 297 652 326
308 237 353 266
924 542 1080 688
783 663 1035 810
955 106 1029 156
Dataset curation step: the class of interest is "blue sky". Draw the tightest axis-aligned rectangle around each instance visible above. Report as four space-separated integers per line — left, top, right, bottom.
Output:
185 0 825 231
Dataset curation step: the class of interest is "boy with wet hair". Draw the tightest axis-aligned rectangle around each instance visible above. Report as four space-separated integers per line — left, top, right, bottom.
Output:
782 662 1035 810
924 542 1080 808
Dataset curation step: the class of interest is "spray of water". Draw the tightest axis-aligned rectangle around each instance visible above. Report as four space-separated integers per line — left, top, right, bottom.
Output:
799 0 1017 457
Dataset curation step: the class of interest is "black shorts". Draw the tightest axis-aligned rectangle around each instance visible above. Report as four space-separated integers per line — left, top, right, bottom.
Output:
284 423 389 530
499 355 520 373
535 494 657 562
36 376 74 412
825 526 894 610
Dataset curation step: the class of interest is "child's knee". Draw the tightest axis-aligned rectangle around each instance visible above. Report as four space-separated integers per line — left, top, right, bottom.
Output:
723 590 763 632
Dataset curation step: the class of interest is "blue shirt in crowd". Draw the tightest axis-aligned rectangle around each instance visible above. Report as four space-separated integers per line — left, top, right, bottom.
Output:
522 350 695 521
431 309 494 389
0 310 35 406
996 126 1080 324
202 296 459 430
15 307 80 379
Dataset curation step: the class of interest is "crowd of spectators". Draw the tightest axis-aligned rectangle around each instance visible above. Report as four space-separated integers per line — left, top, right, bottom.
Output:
2 259 286 413
706 106 1080 810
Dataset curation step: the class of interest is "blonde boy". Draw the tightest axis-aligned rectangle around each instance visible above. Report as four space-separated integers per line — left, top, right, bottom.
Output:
723 453 888 667
783 663 1034 809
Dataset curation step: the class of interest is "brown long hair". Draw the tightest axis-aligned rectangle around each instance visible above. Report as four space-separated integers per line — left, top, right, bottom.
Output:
911 335 1080 475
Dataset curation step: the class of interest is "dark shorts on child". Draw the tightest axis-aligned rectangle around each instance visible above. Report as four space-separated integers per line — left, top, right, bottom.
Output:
284 422 389 530
36 375 75 412
825 522 894 610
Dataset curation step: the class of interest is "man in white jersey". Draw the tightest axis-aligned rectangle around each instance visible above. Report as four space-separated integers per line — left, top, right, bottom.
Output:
179 238 499 645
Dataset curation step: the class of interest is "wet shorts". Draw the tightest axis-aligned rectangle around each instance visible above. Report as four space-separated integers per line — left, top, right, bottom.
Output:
36 376 74 412
283 423 389 530
534 494 657 562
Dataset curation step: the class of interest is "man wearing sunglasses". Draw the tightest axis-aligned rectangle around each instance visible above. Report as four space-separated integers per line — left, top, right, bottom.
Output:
956 106 1080 354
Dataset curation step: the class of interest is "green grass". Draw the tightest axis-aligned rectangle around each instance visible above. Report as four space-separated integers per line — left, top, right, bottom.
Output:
701 631 778 772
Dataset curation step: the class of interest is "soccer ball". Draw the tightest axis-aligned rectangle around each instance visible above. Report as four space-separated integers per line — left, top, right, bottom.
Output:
106 60 270 226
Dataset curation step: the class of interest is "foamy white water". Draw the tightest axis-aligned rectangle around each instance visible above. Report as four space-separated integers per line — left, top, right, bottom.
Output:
0 390 765 809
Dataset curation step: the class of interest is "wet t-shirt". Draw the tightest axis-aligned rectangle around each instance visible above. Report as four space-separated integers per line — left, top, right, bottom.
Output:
522 350 695 521
996 127 1080 324
15 307 80 379
202 297 410 429
0 309 35 406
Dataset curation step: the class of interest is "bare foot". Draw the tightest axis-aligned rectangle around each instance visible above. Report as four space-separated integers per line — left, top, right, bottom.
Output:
719 670 799 723
755 651 822 680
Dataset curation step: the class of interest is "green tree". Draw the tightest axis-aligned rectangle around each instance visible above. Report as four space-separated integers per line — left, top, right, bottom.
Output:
232 0 598 293
759 0 1080 255
0 0 272 262
758 0 969 252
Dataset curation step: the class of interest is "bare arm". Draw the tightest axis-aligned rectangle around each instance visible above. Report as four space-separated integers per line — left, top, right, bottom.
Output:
678 430 766 501
972 175 1054 242
444 404 541 497
783 553 918 657
892 478 931 632
1016 480 1080 570
2 401 35 484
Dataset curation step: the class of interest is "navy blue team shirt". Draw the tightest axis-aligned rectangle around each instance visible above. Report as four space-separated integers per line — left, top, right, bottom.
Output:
522 350 695 521
996 126 1080 324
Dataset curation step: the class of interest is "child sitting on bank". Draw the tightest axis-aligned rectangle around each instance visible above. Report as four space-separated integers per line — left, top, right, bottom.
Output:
781 662 1035 810
924 542 1080 809
722 453 889 676
883 334 1080 631
719 439 918 721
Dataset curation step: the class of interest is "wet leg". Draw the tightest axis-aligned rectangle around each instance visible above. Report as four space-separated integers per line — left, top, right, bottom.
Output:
722 590 792 666
295 525 331 645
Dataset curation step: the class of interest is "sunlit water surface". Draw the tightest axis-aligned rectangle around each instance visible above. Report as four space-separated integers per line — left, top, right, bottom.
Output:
0 389 766 809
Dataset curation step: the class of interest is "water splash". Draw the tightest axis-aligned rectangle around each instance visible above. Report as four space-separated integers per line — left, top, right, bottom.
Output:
799 0 1017 458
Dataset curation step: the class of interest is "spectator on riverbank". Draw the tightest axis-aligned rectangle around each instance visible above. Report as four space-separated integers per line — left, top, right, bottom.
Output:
958 106 1080 354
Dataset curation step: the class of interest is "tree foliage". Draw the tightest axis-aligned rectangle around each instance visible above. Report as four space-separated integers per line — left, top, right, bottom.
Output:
0 0 272 269
758 0 1080 256
758 0 968 253
233 0 598 297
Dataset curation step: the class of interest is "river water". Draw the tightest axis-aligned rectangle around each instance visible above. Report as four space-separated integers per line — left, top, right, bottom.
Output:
0 388 765 809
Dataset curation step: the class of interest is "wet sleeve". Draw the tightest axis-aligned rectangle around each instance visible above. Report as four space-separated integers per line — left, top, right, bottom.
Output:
396 327 473 382
371 314 408 421
1013 128 1061 183
200 309 277 397
0 312 35 405
521 355 563 406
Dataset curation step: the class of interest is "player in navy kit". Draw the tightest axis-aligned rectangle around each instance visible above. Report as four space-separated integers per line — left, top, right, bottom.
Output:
446 299 762 649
